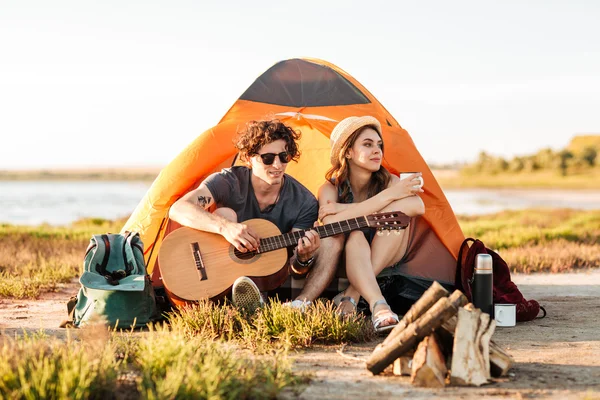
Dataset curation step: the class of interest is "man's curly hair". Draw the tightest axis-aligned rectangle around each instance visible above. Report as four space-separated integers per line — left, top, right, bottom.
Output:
235 120 301 163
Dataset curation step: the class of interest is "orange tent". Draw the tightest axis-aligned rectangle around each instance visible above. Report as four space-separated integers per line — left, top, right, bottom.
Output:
122 58 464 289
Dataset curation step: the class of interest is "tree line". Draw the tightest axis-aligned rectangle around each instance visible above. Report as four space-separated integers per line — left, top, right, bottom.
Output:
462 136 600 176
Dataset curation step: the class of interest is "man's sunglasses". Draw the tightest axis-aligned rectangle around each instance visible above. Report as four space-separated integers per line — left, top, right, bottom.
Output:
258 152 291 165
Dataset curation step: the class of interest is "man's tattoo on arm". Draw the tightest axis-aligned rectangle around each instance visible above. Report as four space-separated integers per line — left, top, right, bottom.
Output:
197 196 212 208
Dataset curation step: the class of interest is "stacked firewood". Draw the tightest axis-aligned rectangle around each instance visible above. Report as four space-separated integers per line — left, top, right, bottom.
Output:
366 282 514 387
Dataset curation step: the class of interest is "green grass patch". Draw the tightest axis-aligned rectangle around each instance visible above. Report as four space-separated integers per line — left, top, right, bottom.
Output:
167 300 374 352
0 329 119 399
134 325 301 399
0 302 371 399
457 209 600 249
0 323 302 399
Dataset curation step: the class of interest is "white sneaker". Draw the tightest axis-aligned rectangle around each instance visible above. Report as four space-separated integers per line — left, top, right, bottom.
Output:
283 299 312 312
232 276 264 312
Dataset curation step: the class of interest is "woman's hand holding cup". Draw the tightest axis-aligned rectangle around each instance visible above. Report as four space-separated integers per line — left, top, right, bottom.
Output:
399 172 424 195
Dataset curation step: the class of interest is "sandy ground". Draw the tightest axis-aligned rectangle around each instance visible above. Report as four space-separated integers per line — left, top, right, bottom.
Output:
1 270 599 399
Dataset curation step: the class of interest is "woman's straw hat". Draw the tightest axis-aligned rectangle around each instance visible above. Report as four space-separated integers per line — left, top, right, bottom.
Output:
329 116 382 164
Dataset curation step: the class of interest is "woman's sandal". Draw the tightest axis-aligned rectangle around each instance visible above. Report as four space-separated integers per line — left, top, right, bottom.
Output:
371 299 399 333
332 291 357 317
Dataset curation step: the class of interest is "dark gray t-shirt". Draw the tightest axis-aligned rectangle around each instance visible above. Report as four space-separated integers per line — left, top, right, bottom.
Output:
204 166 318 233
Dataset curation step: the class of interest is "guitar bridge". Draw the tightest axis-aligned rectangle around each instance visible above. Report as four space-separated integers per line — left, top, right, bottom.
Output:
190 242 208 281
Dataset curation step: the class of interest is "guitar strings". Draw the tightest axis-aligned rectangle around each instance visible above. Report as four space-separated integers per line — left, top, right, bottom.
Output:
178 230 404 263
183 221 369 259
172 215 403 262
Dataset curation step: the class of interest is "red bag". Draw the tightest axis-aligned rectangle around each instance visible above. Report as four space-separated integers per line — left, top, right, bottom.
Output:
455 238 546 322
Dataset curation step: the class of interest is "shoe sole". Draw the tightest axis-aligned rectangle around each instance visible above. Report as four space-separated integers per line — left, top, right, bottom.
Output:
232 279 263 311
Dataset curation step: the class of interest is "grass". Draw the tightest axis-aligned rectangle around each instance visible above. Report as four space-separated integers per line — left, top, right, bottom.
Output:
133 324 301 399
458 209 600 273
0 218 125 298
0 301 373 399
167 300 373 353
0 322 305 399
435 169 600 189
0 329 119 399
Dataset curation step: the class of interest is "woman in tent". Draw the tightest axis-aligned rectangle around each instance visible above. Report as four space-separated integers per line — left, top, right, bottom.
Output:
317 116 425 333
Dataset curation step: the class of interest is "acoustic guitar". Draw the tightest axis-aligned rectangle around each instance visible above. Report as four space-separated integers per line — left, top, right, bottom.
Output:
158 211 410 301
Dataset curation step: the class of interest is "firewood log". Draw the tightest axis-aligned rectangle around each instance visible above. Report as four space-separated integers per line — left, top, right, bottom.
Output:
366 290 467 375
489 341 514 377
440 312 513 377
411 333 447 388
450 306 496 386
392 355 413 376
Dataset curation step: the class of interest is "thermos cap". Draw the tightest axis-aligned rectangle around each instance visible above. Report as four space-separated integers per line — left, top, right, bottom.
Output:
475 254 493 274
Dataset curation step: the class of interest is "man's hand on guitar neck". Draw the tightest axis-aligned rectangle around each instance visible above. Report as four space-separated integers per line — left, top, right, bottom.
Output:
295 228 320 262
220 220 260 253
290 224 320 276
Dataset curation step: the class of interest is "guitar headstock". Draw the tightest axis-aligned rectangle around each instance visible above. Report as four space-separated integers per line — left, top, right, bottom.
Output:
366 211 410 235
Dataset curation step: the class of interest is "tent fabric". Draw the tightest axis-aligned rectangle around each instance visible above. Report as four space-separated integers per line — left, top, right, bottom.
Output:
122 58 465 287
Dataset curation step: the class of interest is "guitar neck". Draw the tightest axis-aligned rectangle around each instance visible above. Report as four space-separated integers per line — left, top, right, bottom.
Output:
256 216 369 254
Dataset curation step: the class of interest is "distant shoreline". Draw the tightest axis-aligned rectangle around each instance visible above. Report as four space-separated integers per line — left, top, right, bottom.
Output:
0 167 163 182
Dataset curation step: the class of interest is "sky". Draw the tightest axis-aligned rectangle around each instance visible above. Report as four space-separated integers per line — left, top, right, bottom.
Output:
1 0 599 169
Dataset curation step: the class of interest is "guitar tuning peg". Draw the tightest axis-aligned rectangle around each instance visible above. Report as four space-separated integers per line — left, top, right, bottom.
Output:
394 230 402 236
377 230 384 236
386 230 391 236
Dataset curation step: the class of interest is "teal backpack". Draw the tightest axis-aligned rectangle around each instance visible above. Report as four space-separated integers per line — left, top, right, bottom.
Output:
67 232 158 329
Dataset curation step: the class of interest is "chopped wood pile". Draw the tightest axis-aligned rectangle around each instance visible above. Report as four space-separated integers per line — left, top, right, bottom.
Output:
366 281 514 387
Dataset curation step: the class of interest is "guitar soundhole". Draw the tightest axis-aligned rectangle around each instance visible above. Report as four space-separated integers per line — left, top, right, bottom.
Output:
233 248 259 261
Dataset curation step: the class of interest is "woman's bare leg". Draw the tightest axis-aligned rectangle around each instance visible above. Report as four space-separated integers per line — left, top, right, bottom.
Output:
344 231 397 327
344 232 385 306
338 195 424 304
370 195 423 273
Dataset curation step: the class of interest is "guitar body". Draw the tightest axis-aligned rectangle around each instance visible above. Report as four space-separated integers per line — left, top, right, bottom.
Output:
158 219 288 301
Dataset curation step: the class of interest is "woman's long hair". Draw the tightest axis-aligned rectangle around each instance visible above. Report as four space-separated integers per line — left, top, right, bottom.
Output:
325 126 392 203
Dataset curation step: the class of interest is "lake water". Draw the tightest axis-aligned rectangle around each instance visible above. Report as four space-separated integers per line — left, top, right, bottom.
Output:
1 181 600 225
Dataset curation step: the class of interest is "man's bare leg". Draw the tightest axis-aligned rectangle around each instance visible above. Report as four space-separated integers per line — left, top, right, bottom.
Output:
216 207 339 303
295 235 344 302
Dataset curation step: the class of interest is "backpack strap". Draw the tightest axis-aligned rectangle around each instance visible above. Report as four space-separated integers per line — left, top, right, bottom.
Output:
94 234 111 276
125 232 144 275
59 295 79 328
122 233 134 276
93 234 127 286
455 237 476 290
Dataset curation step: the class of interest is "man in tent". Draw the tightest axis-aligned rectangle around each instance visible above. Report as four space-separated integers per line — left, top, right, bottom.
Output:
125 58 461 314
168 119 339 309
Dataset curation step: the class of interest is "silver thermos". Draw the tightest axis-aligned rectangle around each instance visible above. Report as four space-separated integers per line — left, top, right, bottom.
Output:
472 253 493 316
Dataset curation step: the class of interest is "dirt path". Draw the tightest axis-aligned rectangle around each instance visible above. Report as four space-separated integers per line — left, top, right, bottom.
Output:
2 271 600 399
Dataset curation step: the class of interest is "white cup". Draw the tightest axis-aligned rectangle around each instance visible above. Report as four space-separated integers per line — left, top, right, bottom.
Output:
399 172 424 189
494 304 516 327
